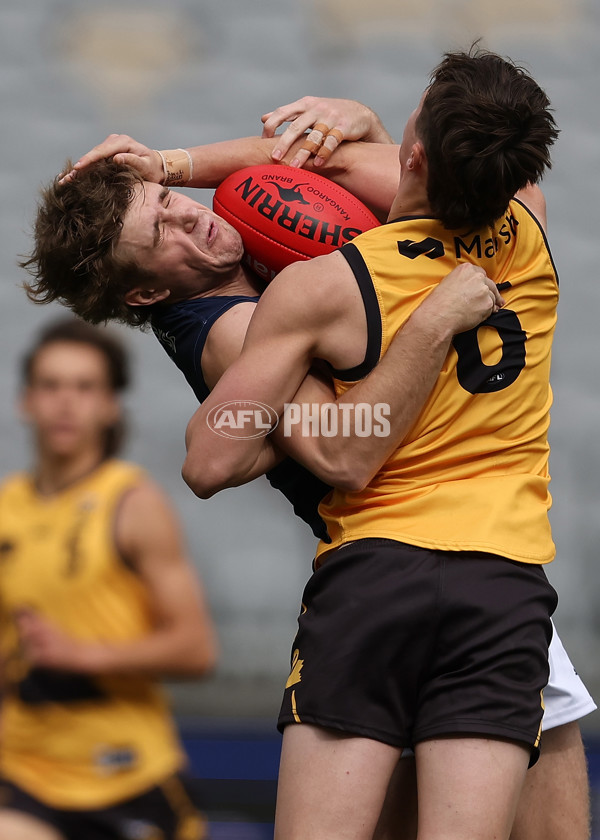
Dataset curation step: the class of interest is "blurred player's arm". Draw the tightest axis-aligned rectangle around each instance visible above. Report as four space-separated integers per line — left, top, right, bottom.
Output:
15 479 218 679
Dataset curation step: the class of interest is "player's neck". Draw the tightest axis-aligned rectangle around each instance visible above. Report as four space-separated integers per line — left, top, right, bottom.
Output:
32 446 106 496
188 264 263 300
217 264 263 296
388 171 431 221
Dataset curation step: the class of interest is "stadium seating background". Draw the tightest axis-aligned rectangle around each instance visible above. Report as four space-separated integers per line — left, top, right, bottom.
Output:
1 1 598 835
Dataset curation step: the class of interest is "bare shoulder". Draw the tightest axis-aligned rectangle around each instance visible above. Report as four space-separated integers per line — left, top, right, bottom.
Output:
118 475 171 517
515 183 547 231
203 300 257 388
249 250 365 368
115 477 182 561
258 250 357 325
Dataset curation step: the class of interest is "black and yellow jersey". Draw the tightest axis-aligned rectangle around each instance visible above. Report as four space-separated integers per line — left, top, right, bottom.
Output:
0 460 184 808
317 199 559 565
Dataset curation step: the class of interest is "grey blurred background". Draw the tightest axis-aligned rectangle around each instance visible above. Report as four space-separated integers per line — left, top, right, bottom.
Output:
1 0 598 734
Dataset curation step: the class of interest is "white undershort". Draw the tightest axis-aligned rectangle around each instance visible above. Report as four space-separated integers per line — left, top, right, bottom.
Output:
542 621 597 730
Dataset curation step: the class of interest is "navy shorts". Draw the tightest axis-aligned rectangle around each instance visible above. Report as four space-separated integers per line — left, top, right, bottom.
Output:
278 539 557 761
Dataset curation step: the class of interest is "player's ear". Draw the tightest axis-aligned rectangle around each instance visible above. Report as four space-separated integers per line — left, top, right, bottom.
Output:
124 287 171 307
407 141 426 171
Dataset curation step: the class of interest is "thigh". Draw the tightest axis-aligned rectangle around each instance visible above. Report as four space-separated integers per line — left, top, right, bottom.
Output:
0 810 66 840
510 722 591 840
415 736 530 840
373 756 418 840
275 723 402 840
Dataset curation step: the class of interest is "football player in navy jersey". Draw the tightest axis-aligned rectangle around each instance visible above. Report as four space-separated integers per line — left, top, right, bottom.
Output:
23 148 499 540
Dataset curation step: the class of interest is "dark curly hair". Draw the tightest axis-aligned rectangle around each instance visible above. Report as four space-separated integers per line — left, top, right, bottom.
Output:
20 160 156 327
416 46 559 230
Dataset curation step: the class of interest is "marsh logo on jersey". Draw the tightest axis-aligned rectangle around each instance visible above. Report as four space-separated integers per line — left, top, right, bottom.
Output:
397 237 445 259
454 213 519 259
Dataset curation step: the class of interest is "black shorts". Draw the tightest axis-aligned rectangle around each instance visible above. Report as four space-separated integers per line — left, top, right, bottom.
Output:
278 539 557 760
0 773 207 840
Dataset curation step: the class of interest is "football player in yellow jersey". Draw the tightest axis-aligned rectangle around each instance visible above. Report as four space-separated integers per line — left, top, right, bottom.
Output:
20 48 592 840
177 49 565 840
0 318 217 840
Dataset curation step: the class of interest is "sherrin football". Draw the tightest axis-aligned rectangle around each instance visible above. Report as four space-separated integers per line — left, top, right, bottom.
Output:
213 164 379 283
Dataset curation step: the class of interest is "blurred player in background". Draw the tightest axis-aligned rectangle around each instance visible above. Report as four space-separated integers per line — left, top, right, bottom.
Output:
22 79 594 838
0 317 217 840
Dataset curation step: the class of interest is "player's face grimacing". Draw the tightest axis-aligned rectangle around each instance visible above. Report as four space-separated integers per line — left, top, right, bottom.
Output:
116 181 245 300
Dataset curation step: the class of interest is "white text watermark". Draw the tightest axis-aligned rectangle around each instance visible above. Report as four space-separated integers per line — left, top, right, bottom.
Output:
206 401 391 439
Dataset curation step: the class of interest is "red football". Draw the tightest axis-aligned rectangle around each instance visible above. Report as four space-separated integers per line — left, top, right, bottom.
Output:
213 164 379 283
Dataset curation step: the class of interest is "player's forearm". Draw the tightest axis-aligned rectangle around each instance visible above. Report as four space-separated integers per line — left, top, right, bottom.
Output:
184 137 399 220
184 137 278 188
185 135 334 187
69 626 217 679
280 311 452 490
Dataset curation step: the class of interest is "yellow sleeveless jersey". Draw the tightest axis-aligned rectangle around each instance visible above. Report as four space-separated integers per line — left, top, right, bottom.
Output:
0 460 185 808
317 199 558 565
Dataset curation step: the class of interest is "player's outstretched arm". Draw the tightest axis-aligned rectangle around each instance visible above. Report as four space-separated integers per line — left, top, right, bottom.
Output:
62 95 393 182
272 263 503 490
59 132 304 186
59 130 400 220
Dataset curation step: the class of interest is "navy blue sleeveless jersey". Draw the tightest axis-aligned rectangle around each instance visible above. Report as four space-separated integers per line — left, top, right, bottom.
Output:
150 297 331 542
